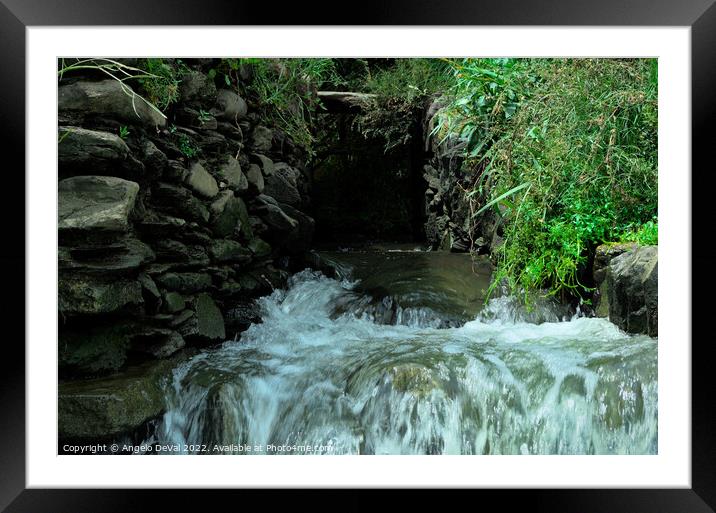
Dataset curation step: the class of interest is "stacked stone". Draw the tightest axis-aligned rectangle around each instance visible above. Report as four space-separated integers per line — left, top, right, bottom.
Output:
57 60 315 442
421 97 500 254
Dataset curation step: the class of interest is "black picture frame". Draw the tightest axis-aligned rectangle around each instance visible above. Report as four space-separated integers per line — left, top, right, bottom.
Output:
2 1 714 511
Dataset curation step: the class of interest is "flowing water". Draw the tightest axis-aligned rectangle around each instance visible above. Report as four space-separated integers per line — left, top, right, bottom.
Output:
148 248 657 455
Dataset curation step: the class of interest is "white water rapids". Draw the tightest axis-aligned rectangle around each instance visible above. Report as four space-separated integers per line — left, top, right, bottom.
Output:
148 262 657 455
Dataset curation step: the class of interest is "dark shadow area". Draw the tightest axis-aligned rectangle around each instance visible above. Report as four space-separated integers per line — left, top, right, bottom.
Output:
309 110 426 244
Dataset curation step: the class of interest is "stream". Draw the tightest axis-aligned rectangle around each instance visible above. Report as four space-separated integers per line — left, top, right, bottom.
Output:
146 247 658 455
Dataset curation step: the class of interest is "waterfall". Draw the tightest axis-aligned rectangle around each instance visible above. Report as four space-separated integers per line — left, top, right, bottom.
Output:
147 267 657 455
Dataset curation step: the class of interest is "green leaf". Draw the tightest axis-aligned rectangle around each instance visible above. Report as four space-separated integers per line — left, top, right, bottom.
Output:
473 182 531 218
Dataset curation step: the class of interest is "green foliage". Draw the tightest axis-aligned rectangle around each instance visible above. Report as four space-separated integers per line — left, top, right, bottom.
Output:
137 58 187 111
437 58 658 301
620 218 658 245
237 58 344 157
355 59 452 152
178 134 198 158
118 125 130 139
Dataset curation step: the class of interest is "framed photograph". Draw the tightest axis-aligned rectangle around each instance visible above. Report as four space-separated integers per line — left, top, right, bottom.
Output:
3 0 715 510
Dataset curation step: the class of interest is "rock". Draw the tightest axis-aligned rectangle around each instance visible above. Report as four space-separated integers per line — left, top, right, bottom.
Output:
139 140 168 178
390 364 439 397
209 239 253 263
58 236 155 274
213 89 248 120
131 328 185 358
592 242 640 317
58 176 140 233
224 300 262 335
251 153 274 176
163 160 188 183
179 70 217 104
151 239 209 267
316 91 377 112
58 358 178 439
59 276 143 315
151 182 209 223
59 325 132 376
255 200 298 233
247 238 272 258
170 309 194 327
264 166 301 207
593 243 639 284
249 126 273 153
58 127 143 179
163 291 185 313
138 273 162 311
58 79 166 129
209 191 252 238
246 163 264 194
185 161 218 198
175 106 218 131
606 245 658 336
179 293 225 343
135 210 186 238
216 156 248 193
155 272 212 294
277 202 315 252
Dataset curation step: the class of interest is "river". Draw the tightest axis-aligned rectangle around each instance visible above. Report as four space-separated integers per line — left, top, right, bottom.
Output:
145 246 658 455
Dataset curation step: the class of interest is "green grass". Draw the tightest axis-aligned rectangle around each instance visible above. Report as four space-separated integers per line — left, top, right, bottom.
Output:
435 58 658 302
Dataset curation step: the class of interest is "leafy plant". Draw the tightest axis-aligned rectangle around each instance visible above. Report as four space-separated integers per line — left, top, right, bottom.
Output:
136 58 187 112
437 58 658 302
198 109 213 124
236 58 344 157
118 125 130 139
178 134 198 158
620 218 658 245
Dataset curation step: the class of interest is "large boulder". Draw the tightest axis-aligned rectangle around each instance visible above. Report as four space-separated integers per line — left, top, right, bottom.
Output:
606 245 658 336
58 176 140 233
58 79 166 129
58 358 178 439
185 161 219 198
58 127 143 179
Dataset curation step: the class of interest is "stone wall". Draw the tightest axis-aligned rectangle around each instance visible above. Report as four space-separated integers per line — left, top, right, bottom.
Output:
422 97 502 253
58 60 315 442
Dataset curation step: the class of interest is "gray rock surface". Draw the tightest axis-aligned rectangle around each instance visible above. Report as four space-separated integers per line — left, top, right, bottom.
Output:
59 176 140 233
58 79 166 129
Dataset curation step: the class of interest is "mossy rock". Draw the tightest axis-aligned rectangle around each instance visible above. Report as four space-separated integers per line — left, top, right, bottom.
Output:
58 357 181 439
59 325 132 376
390 364 439 397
